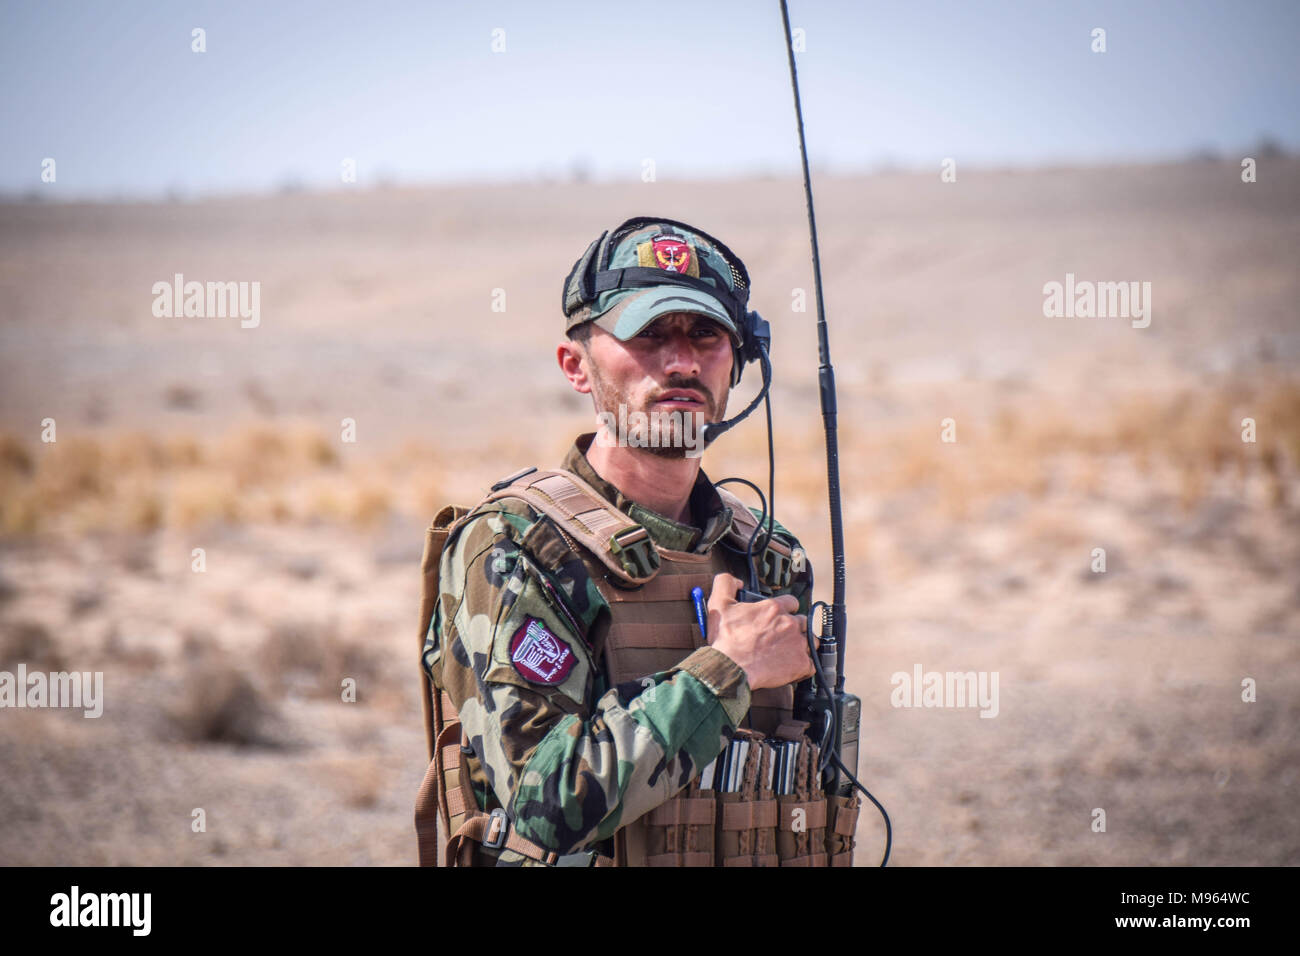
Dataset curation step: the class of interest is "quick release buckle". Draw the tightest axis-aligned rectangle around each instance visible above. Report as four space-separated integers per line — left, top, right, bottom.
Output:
482 807 510 849
608 525 659 579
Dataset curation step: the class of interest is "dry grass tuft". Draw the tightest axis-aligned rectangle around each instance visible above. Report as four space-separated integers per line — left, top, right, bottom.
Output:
0 421 438 537
0 620 64 670
0 379 1294 539
310 756 387 810
258 621 387 702
169 653 283 748
0 433 34 476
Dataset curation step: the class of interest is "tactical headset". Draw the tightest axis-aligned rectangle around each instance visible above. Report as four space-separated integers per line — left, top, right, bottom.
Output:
561 216 771 389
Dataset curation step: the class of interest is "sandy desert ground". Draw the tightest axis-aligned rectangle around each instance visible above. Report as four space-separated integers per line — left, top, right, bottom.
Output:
1 159 1298 865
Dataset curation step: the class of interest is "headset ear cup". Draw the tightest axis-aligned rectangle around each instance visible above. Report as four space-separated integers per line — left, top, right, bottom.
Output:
730 311 769 386
730 311 753 387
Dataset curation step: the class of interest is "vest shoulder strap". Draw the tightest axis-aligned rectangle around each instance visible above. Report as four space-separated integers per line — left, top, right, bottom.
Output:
715 487 799 592
480 467 661 585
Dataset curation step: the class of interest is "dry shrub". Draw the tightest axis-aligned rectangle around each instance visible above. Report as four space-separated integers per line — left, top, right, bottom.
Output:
842 379 1300 517
0 620 63 669
0 433 34 476
169 473 243 527
268 495 293 523
106 431 169 473
1016 406 1085 456
1 379 1290 540
122 484 165 532
165 434 204 468
0 485 42 535
348 485 391 527
0 435 41 533
1069 455 1104 497
1109 395 1166 458
286 471 388 527
1000 450 1050 498
310 756 386 810
259 622 320 688
1265 383 1300 465
170 653 282 747
307 484 347 523
37 436 108 502
216 487 291 525
1260 446 1285 507
258 621 385 701
216 423 340 489
301 431 339 468
221 425 294 488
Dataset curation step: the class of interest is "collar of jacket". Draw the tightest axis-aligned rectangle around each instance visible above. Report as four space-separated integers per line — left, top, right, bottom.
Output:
562 433 735 555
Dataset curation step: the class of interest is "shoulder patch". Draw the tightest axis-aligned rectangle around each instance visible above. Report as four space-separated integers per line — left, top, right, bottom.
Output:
509 617 576 685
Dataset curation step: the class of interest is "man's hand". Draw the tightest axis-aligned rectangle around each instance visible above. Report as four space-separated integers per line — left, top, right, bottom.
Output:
706 573 814 691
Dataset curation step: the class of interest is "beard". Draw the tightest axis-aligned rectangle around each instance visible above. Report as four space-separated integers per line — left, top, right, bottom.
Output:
590 368 729 460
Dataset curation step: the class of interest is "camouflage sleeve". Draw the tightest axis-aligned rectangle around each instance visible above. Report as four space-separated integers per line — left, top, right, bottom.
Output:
424 502 751 856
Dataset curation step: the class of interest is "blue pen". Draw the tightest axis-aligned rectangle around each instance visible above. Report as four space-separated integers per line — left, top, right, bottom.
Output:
690 586 708 640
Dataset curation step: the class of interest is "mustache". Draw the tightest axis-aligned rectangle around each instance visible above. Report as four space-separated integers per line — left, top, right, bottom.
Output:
649 377 716 408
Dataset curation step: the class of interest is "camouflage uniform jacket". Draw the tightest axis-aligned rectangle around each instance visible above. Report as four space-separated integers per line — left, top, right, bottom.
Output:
423 433 811 863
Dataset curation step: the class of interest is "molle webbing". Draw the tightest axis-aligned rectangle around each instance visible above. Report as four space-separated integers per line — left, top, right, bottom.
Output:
748 685 795 739
642 786 717 867
596 550 722 686
715 729 780 867
482 469 660 584
826 795 862 867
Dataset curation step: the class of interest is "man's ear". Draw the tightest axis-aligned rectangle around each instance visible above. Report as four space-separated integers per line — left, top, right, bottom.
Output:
557 339 592 394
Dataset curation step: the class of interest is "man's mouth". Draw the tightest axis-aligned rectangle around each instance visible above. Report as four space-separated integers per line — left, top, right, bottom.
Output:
652 389 706 407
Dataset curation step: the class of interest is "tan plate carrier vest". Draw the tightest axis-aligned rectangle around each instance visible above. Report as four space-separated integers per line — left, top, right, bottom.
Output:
414 467 860 867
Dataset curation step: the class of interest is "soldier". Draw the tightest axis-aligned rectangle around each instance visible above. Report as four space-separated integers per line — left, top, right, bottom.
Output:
417 217 860 866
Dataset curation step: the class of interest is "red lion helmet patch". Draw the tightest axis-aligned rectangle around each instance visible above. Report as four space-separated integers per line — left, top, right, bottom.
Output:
651 234 692 274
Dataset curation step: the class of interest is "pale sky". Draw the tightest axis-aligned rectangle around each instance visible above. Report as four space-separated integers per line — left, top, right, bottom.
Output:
2 0 1297 199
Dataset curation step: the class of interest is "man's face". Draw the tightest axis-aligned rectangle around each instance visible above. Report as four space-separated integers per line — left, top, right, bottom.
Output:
576 311 734 459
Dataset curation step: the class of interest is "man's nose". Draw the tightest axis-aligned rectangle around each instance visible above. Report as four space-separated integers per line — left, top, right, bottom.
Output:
661 334 700 376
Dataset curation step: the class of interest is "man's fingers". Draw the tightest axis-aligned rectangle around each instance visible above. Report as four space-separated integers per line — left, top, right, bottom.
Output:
771 593 800 615
708 573 741 611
